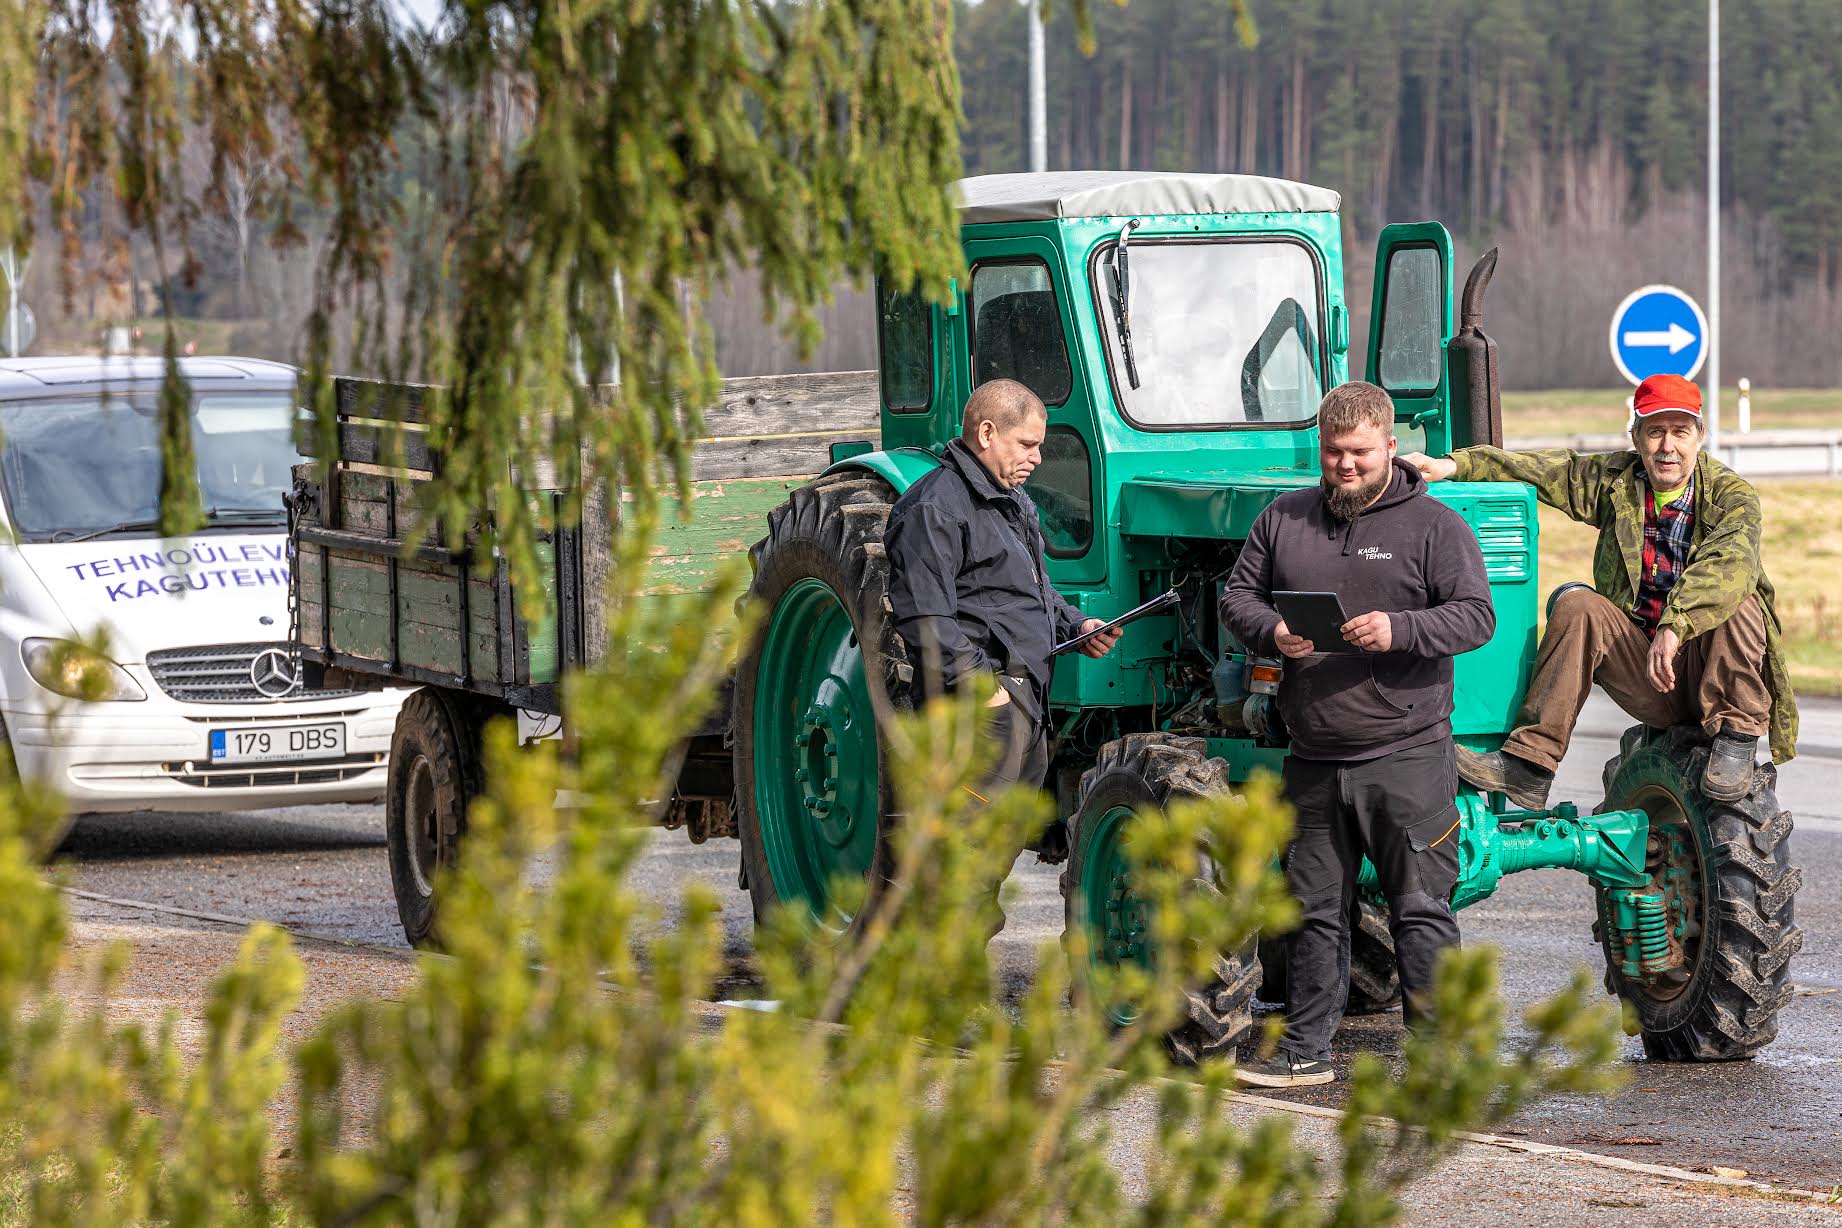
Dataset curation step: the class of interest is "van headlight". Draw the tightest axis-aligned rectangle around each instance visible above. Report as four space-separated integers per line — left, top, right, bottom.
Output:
21 639 148 702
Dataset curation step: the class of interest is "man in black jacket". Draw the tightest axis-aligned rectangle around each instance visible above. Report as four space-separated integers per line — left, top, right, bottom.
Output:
886 379 1119 807
1222 381 1495 1087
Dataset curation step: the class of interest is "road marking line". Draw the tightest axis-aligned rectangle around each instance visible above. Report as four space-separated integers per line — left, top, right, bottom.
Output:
1224 1088 1839 1202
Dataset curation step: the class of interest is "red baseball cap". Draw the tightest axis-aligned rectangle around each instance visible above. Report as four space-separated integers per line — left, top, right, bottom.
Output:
1631 373 1703 420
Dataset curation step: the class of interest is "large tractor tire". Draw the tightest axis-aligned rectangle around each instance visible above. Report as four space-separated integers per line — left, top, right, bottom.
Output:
733 471 909 934
385 687 488 949
1256 898 1402 1015
1061 733 1262 1065
1596 724 1802 1060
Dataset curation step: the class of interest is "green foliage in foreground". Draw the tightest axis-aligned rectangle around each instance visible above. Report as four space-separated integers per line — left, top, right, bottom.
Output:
0 582 1623 1225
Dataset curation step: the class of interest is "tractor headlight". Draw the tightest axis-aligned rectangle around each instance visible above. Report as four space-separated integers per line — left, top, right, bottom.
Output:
21 638 148 702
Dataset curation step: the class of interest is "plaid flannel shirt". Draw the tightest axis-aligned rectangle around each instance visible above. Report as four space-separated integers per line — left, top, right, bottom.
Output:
1633 474 1697 638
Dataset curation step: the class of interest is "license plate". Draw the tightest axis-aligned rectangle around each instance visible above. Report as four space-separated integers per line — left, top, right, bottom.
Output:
209 723 346 764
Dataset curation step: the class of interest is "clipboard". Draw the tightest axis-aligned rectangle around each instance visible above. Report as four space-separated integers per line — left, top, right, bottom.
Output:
1272 590 1361 654
1054 589 1180 655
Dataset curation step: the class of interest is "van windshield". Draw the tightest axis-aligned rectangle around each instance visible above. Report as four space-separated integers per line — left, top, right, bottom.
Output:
0 391 300 541
1094 238 1325 428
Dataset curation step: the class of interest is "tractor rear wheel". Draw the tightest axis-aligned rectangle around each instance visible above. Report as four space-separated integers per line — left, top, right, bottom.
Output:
733 472 909 935
1061 733 1261 1065
1257 899 1402 1015
1596 724 1802 1060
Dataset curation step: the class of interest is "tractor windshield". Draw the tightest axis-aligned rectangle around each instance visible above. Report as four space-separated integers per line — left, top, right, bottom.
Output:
1094 237 1325 429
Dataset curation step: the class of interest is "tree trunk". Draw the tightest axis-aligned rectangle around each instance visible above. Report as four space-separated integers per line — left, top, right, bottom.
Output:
1287 53 1306 179
1467 49 1484 228
1215 68 1231 170
1489 75 1511 218
1119 62 1133 167
1242 71 1258 174
1419 49 1439 216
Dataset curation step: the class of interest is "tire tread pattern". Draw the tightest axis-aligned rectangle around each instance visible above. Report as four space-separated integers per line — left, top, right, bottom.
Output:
1061 733 1260 1066
1597 724 1802 1061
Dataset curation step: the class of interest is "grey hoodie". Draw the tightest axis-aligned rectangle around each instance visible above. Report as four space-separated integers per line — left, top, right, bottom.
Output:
1221 458 1495 762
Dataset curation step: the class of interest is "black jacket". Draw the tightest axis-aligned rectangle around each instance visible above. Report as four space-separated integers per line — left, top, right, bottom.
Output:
885 439 1086 720
1221 459 1495 762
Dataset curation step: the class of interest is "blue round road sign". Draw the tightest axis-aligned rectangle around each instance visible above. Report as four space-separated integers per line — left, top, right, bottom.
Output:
1608 284 1707 386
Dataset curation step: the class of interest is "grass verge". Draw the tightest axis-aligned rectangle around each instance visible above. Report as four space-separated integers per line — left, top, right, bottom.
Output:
1536 477 1842 697
1505 387 1842 439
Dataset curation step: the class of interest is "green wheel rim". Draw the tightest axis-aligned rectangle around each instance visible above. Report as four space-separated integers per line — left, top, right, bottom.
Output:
753 577 881 928
1079 803 1153 1026
1628 780 1706 1002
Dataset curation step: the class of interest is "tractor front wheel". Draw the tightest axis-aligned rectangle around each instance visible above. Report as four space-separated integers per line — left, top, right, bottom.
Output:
1061 733 1261 1065
1597 724 1802 1060
733 472 909 935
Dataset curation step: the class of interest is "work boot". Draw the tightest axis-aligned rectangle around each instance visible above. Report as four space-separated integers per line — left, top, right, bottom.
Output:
1233 1051 1335 1088
1454 746 1554 810
1702 731 1760 802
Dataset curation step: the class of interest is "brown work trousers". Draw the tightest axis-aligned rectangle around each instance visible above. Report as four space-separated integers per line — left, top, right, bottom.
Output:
1504 588 1772 771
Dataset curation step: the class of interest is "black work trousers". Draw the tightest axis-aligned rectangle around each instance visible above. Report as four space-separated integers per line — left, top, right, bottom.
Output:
1278 740 1463 1063
965 696 1049 939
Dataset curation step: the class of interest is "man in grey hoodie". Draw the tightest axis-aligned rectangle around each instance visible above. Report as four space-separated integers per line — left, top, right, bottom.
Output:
1221 381 1495 1087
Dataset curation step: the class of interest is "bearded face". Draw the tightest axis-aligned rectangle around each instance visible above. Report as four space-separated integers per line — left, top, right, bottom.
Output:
1319 421 1396 521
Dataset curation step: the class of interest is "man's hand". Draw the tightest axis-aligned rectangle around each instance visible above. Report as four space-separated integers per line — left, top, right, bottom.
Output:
1401 452 1458 483
1341 611 1393 653
1073 617 1123 659
986 685 1013 708
1647 626 1680 693
1274 619 1315 658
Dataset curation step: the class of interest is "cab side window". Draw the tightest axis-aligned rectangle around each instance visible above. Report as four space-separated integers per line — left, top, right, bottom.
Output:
1026 427 1094 556
877 282 933 413
969 260 1073 407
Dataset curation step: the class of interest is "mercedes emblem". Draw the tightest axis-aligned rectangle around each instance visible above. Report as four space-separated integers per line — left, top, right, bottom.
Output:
249 648 300 699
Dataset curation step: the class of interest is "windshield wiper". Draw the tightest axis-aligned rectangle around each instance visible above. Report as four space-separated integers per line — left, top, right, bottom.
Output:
1110 218 1142 390
204 505 285 523
52 518 164 543
47 506 283 544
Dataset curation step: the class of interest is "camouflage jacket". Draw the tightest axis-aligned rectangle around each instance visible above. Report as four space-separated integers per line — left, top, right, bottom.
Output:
1452 445 1798 763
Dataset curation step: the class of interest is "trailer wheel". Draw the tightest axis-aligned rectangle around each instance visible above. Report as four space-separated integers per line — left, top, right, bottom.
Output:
1256 898 1402 1015
1596 724 1802 1060
1062 733 1261 1065
386 688 486 949
733 472 909 934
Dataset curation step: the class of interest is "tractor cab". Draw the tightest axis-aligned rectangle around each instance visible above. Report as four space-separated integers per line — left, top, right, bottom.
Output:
849 171 1532 783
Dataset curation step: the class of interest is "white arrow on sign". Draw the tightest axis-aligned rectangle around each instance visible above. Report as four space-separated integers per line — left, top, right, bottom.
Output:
1622 321 1696 354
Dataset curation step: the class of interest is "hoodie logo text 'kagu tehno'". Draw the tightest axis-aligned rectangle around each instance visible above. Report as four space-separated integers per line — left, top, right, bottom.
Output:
1356 545 1394 562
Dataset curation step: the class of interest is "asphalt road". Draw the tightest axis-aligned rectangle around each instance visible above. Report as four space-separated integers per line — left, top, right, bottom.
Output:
56 693 1842 1190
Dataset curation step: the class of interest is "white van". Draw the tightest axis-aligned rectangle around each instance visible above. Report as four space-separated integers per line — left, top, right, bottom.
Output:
0 355 402 815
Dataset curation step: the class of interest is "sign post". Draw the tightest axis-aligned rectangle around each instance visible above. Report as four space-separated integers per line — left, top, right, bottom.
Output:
1609 285 1708 396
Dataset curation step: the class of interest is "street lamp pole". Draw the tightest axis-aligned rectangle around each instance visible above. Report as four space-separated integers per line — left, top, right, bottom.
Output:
1028 0 1046 173
1708 0 1721 454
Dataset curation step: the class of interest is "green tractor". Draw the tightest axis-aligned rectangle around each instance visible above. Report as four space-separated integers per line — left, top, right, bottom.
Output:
732 171 1801 1063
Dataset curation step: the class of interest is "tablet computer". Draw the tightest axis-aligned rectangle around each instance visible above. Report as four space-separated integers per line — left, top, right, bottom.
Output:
1272 590 1360 654
1054 589 1180 655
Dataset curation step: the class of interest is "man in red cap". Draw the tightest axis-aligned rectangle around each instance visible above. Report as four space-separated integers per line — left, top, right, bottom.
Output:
1403 372 1796 806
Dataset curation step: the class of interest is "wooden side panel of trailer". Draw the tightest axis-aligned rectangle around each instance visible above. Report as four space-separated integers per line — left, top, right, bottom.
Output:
294 370 880 708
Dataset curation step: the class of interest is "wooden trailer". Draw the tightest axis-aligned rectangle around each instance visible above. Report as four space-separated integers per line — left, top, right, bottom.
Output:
288 370 879 942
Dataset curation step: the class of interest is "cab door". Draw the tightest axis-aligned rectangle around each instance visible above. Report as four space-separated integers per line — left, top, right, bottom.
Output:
1365 222 1455 456
959 235 1105 588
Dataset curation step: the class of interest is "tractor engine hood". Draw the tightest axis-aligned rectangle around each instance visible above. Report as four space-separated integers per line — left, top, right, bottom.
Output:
1116 471 1318 542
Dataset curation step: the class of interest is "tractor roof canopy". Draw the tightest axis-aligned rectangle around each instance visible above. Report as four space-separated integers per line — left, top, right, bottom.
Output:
953 172 1342 224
